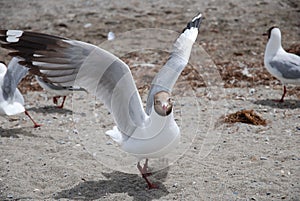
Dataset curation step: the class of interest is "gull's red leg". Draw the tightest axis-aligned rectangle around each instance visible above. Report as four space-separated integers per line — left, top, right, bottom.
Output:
57 96 67 109
137 159 158 189
279 85 287 103
53 96 59 105
24 110 41 128
275 85 286 103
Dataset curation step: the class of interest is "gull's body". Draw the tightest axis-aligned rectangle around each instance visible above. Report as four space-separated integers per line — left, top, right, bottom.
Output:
0 13 203 188
0 59 25 116
264 27 300 102
0 57 40 127
107 104 180 160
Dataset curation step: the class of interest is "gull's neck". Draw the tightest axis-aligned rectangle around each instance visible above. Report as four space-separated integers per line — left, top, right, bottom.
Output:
145 105 174 131
128 106 175 141
150 106 173 123
265 29 284 58
0 64 7 75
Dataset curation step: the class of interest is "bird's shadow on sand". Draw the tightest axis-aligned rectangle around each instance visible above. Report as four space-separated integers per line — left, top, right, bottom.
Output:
54 168 170 201
0 127 37 138
27 106 72 114
253 99 300 109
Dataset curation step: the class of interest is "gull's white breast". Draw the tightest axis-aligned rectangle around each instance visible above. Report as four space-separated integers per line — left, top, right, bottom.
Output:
121 109 180 160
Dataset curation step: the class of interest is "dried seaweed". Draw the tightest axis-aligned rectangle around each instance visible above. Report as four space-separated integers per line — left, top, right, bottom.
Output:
223 109 267 126
287 44 300 56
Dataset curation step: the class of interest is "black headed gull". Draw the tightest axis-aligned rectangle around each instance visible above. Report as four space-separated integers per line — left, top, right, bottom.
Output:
0 13 203 188
0 57 40 128
36 76 86 108
264 27 300 102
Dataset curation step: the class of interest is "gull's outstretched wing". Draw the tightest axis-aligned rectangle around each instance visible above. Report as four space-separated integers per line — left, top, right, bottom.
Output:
270 53 300 79
145 13 203 114
2 57 28 100
0 30 148 135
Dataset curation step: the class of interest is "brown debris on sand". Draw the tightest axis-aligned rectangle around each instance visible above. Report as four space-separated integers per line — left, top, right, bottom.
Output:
223 109 267 126
287 44 300 56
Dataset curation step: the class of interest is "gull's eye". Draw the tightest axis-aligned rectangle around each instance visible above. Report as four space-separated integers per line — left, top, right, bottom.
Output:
155 99 160 105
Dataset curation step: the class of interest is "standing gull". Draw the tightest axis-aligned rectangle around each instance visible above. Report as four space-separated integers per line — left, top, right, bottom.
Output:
36 76 86 108
0 57 40 128
0 13 203 188
264 27 300 102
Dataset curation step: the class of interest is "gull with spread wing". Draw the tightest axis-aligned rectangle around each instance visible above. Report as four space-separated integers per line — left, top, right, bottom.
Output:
0 13 203 188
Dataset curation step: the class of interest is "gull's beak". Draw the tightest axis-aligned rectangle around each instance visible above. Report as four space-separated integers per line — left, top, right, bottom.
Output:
162 103 168 111
262 32 268 36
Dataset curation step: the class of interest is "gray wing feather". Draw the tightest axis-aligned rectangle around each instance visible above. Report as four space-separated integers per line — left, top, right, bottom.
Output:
0 31 147 135
270 54 300 79
145 13 202 114
74 44 148 134
2 57 28 100
145 54 188 114
145 21 201 114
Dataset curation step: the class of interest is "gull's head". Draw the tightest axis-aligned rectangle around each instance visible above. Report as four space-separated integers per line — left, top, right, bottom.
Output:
265 26 281 41
0 61 7 75
154 91 173 116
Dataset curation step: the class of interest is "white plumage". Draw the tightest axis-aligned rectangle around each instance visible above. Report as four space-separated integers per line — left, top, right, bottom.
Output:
264 27 300 102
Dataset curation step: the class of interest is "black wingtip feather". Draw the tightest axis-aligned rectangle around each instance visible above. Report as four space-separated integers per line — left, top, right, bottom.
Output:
182 13 203 33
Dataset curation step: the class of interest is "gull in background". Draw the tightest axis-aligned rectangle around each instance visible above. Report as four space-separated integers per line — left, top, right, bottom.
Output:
36 76 86 108
0 13 203 188
0 57 40 128
264 26 300 102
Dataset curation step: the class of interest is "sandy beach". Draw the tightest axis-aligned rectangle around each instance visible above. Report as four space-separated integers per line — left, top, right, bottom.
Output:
0 0 299 200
